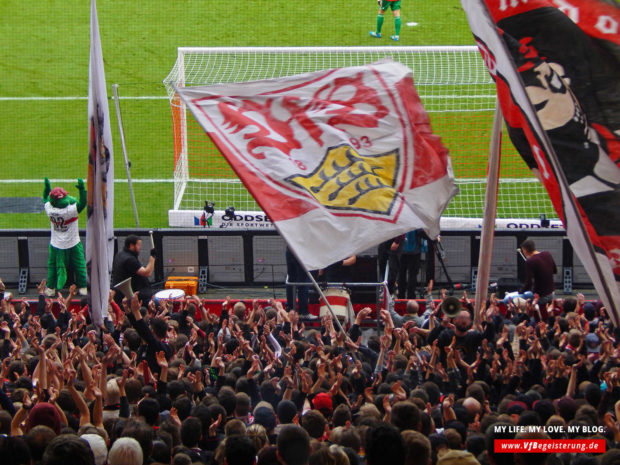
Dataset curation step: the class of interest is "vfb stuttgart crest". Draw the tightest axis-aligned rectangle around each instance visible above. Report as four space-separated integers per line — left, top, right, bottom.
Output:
286 144 400 216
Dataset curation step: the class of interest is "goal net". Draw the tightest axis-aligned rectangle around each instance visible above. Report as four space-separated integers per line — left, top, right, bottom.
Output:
163 46 556 226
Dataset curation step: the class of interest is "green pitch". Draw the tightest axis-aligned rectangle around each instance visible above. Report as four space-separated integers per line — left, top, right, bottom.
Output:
0 0 553 229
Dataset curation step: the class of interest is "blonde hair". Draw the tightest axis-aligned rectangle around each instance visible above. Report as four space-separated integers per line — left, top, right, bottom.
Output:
247 423 269 451
328 444 350 465
107 379 120 405
310 444 350 465
359 403 381 420
233 301 246 320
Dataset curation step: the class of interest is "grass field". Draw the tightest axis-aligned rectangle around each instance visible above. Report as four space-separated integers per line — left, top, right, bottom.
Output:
0 0 556 229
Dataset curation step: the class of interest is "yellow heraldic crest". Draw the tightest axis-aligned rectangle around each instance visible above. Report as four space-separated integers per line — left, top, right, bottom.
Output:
287 144 400 215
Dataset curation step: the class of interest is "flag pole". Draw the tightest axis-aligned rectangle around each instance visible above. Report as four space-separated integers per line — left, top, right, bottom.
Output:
112 84 140 227
474 101 502 326
278 229 350 341
303 267 350 339
381 262 390 335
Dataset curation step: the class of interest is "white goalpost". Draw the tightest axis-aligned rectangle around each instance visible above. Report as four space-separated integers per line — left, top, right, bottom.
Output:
163 46 556 228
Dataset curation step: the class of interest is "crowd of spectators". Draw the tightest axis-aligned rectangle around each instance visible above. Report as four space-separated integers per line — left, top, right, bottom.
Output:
0 276 619 465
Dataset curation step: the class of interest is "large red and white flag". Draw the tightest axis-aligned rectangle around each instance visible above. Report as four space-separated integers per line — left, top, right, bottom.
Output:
461 0 620 324
86 0 114 327
176 60 458 270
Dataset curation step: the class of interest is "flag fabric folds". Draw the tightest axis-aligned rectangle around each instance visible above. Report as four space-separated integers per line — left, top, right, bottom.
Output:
176 60 458 270
461 0 620 324
86 0 115 327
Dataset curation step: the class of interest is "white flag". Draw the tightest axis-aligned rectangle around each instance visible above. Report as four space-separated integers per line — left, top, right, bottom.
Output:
86 0 114 327
176 60 458 270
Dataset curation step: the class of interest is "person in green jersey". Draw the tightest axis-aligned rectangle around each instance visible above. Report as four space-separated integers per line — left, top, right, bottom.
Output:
370 0 402 41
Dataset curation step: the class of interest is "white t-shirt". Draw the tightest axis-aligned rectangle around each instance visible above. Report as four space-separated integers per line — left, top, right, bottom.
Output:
45 202 80 249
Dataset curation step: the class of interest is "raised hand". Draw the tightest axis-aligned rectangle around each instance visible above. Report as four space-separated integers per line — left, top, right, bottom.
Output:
169 406 182 426
131 293 141 314
380 334 391 351
0 321 10 338
64 365 77 386
155 351 168 369
209 414 222 437
383 393 393 417
22 392 33 410
116 369 128 392
191 370 204 392
356 307 372 325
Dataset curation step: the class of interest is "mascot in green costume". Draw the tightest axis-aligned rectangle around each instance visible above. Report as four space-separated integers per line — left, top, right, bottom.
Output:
43 177 88 297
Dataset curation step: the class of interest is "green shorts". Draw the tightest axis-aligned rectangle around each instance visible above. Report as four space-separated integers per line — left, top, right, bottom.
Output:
380 0 401 11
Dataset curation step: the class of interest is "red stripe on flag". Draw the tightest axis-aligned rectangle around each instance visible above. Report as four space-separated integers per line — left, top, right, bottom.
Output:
320 296 349 307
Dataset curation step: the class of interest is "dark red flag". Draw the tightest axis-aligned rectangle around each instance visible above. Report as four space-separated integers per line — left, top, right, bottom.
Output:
462 0 620 324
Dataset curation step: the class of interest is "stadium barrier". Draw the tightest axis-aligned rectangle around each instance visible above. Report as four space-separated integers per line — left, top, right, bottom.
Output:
0 228 592 294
